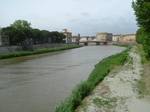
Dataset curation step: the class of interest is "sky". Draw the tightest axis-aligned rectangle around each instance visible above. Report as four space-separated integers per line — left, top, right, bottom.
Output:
0 0 137 36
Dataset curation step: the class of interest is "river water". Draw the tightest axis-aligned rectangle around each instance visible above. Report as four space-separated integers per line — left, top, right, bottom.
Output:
0 46 125 112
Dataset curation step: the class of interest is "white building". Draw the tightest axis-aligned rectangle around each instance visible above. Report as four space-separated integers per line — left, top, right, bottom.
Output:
96 32 112 42
119 34 136 44
79 36 88 42
113 35 121 42
72 34 80 44
62 29 72 44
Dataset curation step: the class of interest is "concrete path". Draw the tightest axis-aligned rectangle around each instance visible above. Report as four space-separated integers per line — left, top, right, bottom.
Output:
76 47 150 112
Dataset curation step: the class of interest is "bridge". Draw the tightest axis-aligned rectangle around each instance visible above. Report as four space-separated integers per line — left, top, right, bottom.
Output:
78 33 113 46
79 40 108 46
79 36 109 46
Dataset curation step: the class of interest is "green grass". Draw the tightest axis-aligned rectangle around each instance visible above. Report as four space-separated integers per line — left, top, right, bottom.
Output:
0 45 81 60
136 44 150 96
138 79 147 96
136 44 148 64
113 43 131 48
55 48 129 112
93 97 116 108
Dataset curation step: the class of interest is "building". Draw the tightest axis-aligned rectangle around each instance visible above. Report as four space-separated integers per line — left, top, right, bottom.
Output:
72 36 77 43
0 30 10 46
87 36 95 41
112 35 121 42
62 29 72 44
96 32 113 42
113 34 136 44
79 36 89 42
72 34 80 44
119 34 136 44
0 27 10 46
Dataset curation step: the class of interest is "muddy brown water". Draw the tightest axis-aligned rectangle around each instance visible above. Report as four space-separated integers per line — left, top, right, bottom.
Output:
0 46 125 112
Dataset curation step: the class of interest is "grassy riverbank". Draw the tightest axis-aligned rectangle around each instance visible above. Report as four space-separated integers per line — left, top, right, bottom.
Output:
0 44 81 60
55 48 129 112
137 45 150 96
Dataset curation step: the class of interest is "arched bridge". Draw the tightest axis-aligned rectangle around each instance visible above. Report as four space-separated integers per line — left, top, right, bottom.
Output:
79 40 108 46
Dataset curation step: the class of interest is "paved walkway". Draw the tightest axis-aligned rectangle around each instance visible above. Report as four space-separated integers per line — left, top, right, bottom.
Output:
76 47 150 112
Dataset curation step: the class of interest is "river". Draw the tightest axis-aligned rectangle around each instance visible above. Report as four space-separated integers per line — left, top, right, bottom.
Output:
0 46 125 112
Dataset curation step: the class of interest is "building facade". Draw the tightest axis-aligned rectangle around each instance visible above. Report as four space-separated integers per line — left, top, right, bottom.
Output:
79 36 89 42
119 34 136 44
96 32 113 42
0 33 10 46
72 34 80 44
62 29 72 44
112 35 121 42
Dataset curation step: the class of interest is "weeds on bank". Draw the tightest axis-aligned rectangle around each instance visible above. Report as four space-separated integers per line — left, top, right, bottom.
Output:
136 44 150 96
137 44 148 64
93 97 117 108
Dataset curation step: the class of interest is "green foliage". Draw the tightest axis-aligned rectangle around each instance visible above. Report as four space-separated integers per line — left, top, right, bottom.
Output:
137 44 147 63
55 49 129 112
132 0 150 32
93 97 116 108
136 27 145 44
133 0 150 58
11 20 32 43
1 20 66 46
136 28 150 58
11 20 31 29
137 45 150 96
1 20 32 46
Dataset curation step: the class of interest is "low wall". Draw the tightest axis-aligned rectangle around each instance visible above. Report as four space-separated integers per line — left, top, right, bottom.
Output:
0 46 21 54
0 44 76 54
33 44 69 49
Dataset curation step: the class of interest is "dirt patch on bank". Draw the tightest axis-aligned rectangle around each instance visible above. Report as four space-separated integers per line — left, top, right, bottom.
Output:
76 47 150 112
138 63 150 96
143 63 150 94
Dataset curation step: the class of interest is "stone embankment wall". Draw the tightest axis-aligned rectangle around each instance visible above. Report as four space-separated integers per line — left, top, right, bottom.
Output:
0 44 73 54
0 46 20 54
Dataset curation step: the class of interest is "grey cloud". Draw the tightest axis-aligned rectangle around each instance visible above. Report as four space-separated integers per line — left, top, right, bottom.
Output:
80 12 90 17
0 0 137 35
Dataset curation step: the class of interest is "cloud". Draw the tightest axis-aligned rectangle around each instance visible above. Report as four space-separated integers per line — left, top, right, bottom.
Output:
80 12 90 17
0 0 137 35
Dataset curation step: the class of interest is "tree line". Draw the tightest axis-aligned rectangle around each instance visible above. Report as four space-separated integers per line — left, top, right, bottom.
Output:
1 20 66 50
132 0 150 58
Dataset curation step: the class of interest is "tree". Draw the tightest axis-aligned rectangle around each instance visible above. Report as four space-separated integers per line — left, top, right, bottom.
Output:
136 27 145 44
1 20 66 50
10 20 32 43
40 30 50 43
10 20 33 50
31 29 42 44
1 27 13 45
11 20 31 29
133 0 150 32
133 0 150 58
50 31 65 43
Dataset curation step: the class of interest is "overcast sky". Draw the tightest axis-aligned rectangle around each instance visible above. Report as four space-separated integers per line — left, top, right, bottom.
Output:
0 0 137 36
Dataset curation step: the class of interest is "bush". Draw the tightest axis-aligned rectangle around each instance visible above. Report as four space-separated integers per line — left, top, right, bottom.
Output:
136 28 150 59
133 0 150 58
